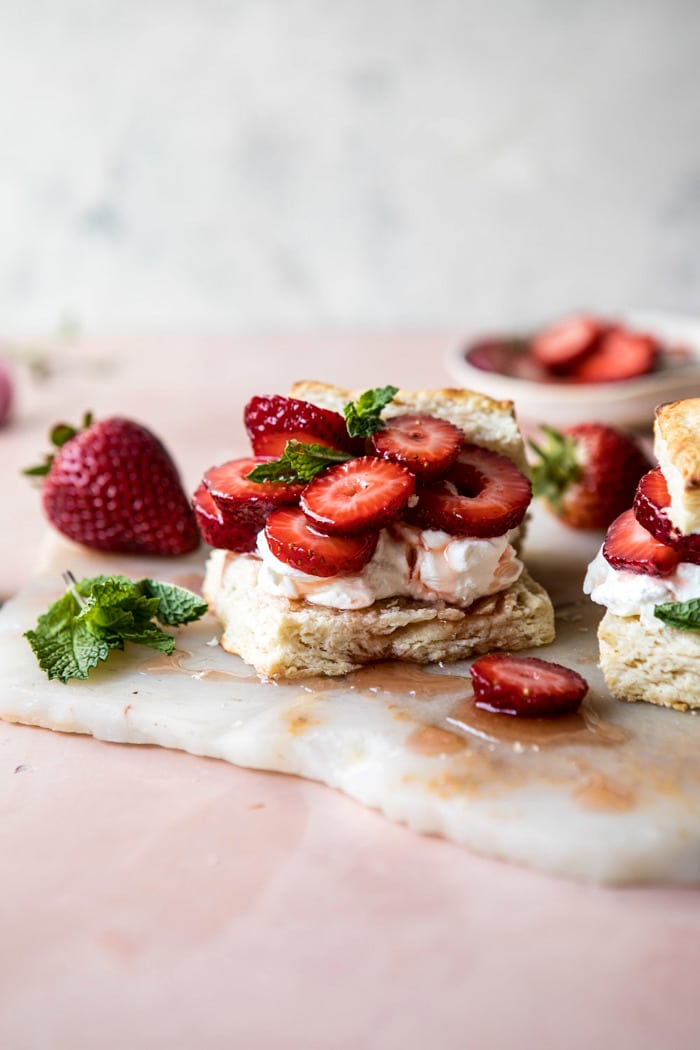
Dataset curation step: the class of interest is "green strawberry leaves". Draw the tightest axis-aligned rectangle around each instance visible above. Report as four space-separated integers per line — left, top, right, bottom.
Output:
25 573 208 682
23 411 94 477
528 426 582 510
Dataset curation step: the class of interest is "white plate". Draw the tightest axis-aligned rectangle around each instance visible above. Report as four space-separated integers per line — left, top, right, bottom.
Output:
444 311 700 429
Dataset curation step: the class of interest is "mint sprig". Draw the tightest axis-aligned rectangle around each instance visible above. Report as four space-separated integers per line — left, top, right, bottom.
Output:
245 440 353 484
25 573 208 682
343 386 398 438
654 598 700 632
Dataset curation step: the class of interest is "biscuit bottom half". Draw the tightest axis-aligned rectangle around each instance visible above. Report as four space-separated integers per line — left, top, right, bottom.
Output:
598 610 700 711
204 551 555 679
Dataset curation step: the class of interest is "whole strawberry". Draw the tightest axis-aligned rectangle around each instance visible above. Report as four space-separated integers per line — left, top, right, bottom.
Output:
529 423 652 530
26 414 199 555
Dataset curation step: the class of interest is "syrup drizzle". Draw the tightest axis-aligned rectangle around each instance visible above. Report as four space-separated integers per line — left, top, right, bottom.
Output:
299 661 467 700
136 649 256 681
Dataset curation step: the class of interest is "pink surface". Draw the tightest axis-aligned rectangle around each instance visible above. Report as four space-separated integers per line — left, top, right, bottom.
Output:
2 334 700 1049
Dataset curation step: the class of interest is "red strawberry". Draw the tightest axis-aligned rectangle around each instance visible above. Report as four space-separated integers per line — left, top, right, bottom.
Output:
265 506 378 577
603 509 681 576
530 315 604 373
529 423 652 530
405 444 531 537
300 456 414 535
203 458 302 553
571 327 658 383
370 414 464 481
633 468 700 564
244 395 352 457
192 483 241 550
469 653 588 717
30 416 199 556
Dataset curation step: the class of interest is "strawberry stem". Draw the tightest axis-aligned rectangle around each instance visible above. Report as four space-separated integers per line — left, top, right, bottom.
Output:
23 411 95 479
528 426 581 510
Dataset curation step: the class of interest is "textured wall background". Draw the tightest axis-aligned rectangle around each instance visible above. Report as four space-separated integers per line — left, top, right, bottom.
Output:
1 0 698 335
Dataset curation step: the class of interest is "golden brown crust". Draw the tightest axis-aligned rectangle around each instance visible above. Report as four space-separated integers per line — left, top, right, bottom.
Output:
290 381 529 475
655 399 700 490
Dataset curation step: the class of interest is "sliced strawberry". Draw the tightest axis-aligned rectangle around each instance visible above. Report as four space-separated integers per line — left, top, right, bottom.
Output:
571 327 658 383
603 508 681 576
633 468 700 564
370 414 464 481
300 456 414 535
192 483 241 550
244 395 352 456
469 653 588 717
530 315 604 372
265 506 378 577
405 444 531 537
202 457 302 553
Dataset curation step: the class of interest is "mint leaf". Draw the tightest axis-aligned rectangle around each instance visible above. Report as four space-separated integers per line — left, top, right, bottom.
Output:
245 440 353 484
119 622 176 654
25 573 208 682
25 591 111 683
137 578 208 626
654 598 700 632
344 385 398 438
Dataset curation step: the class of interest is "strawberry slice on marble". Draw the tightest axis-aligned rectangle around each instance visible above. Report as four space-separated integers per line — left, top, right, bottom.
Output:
633 468 700 564
265 506 378 577
300 456 415 535
370 414 464 481
202 457 303 552
603 508 681 576
244 395 352 457
470 654 588 717
405 444 531 537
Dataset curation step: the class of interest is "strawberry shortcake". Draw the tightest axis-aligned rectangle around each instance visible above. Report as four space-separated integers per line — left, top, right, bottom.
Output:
196 382 555 678
584 398 700 710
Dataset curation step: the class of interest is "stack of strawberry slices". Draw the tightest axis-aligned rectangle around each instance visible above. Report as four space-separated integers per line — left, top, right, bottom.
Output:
192 391 533 579
602 472 700 577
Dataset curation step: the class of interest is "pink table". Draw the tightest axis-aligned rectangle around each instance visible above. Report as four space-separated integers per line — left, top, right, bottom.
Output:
2 335 699 1050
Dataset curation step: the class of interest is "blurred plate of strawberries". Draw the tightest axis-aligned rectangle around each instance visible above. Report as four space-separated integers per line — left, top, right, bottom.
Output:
445 311 700 427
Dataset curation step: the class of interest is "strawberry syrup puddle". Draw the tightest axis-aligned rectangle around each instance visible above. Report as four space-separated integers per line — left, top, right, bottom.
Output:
444 697 627 751
298 661 626 755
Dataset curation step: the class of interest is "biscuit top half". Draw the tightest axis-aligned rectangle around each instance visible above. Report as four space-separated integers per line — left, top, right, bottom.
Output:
654 398 700 535
290 381 529 475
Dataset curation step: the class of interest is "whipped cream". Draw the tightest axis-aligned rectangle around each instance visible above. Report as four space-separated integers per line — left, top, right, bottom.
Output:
256 523 523 610
584 548 700 626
